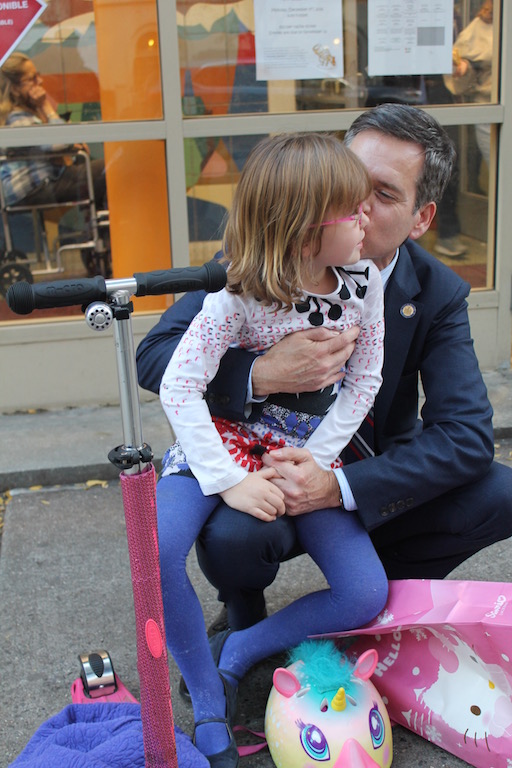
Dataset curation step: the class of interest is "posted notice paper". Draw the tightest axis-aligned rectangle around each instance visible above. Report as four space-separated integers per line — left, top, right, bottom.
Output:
255 1 343 81
368 0 453 76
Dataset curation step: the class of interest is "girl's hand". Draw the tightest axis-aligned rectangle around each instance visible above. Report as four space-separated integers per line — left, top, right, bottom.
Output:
220 468 286 521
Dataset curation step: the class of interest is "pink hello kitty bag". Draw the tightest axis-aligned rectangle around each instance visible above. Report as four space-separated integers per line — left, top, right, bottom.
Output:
320 580 512 768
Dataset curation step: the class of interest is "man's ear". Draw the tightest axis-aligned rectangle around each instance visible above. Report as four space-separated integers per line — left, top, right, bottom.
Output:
409 201 437 241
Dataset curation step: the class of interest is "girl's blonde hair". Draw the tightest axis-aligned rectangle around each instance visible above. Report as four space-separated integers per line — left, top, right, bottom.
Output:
223 132 371 309
0 53 31 126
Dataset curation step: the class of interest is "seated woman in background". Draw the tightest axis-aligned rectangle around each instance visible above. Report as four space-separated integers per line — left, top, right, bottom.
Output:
0 53 107 209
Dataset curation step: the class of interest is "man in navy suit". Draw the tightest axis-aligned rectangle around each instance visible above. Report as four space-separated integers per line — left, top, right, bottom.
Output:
137 104 512 632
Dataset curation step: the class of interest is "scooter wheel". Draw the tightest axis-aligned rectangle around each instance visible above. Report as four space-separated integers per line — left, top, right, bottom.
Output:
78 649 117 698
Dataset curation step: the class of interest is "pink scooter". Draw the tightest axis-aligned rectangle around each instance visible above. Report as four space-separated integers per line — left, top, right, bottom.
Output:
7 261 226 768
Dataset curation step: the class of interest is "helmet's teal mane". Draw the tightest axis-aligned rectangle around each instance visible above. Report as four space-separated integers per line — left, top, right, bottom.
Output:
287 640 356 695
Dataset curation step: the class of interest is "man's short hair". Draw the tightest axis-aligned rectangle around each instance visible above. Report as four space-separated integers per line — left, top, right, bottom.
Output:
345 103 456 211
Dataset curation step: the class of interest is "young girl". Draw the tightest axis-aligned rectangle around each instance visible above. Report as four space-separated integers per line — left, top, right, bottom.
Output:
158 133 388 767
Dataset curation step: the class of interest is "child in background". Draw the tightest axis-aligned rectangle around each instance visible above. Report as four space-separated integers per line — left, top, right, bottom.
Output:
158 132 388 767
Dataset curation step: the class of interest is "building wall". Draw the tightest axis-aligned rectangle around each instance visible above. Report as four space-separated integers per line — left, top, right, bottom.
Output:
1 0 510 412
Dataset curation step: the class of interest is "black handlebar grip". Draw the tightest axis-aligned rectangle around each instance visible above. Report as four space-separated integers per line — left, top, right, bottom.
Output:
134 260 226 297
7 276 107 315
6 261 226 315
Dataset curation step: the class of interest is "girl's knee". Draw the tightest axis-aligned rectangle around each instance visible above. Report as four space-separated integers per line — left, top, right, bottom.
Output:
339 569 388 629
363 575 389 624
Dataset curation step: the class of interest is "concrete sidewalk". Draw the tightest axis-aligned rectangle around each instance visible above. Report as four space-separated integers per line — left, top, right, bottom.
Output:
2 483 512 768
2 367 512 494
1 366 512 768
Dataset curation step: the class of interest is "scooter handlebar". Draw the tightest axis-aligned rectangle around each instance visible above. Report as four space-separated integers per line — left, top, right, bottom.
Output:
6 276 107 315
134 261 226 297
6 261 227 315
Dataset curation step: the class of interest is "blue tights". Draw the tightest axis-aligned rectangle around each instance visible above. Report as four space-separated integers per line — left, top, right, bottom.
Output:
157 474 388 756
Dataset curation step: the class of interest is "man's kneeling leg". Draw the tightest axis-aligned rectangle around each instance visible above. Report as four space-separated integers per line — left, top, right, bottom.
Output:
196 502 300 630
371 461 512 579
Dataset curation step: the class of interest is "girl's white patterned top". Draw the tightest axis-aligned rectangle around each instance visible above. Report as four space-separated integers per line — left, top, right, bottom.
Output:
160 261 384 496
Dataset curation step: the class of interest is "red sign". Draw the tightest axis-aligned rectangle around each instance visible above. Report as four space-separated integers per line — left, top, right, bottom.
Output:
0 0 47 66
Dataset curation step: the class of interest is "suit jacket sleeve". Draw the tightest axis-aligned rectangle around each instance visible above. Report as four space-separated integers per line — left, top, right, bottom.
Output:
343 248 494 531
136 263 257 420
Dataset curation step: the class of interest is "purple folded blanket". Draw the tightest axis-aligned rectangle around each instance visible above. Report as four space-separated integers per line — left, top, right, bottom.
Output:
10 703 209 768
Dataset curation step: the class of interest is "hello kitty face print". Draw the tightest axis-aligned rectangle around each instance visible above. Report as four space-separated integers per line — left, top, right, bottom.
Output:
330 580 512 768
420 628 512 750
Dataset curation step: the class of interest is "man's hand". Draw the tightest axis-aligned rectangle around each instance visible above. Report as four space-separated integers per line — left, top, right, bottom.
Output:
252 326 359 397
219 468 286 521
262 447 341 515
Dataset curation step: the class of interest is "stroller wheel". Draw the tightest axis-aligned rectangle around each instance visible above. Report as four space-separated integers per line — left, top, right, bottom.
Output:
78 649 117 698
0 260 33 298
0 248 28 264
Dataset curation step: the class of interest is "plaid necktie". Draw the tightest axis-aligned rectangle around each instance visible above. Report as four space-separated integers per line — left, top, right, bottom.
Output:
342 408 375 464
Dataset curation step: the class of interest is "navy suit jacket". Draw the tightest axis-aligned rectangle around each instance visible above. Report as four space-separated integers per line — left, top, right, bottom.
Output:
136 240 494 532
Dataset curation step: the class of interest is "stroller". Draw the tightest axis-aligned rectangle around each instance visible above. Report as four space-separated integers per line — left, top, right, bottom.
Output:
0 147 110 297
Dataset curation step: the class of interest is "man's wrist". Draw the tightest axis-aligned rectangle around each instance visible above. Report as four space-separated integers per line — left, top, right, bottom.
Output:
251 356 271 398
326 469 343 508
333 467 357 511
245 359 268 417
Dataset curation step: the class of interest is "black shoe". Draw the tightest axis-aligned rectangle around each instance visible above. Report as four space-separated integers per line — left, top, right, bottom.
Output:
210 629 242 680
207 605 229 638
192 674 239 767
193 716 239 768
220 670 238 727
209 628 233 668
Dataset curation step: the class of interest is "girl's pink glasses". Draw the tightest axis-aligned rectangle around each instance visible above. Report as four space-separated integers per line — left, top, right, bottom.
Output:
311 204 364 229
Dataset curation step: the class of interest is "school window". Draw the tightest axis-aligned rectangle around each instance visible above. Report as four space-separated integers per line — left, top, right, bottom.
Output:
0 0 509 409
